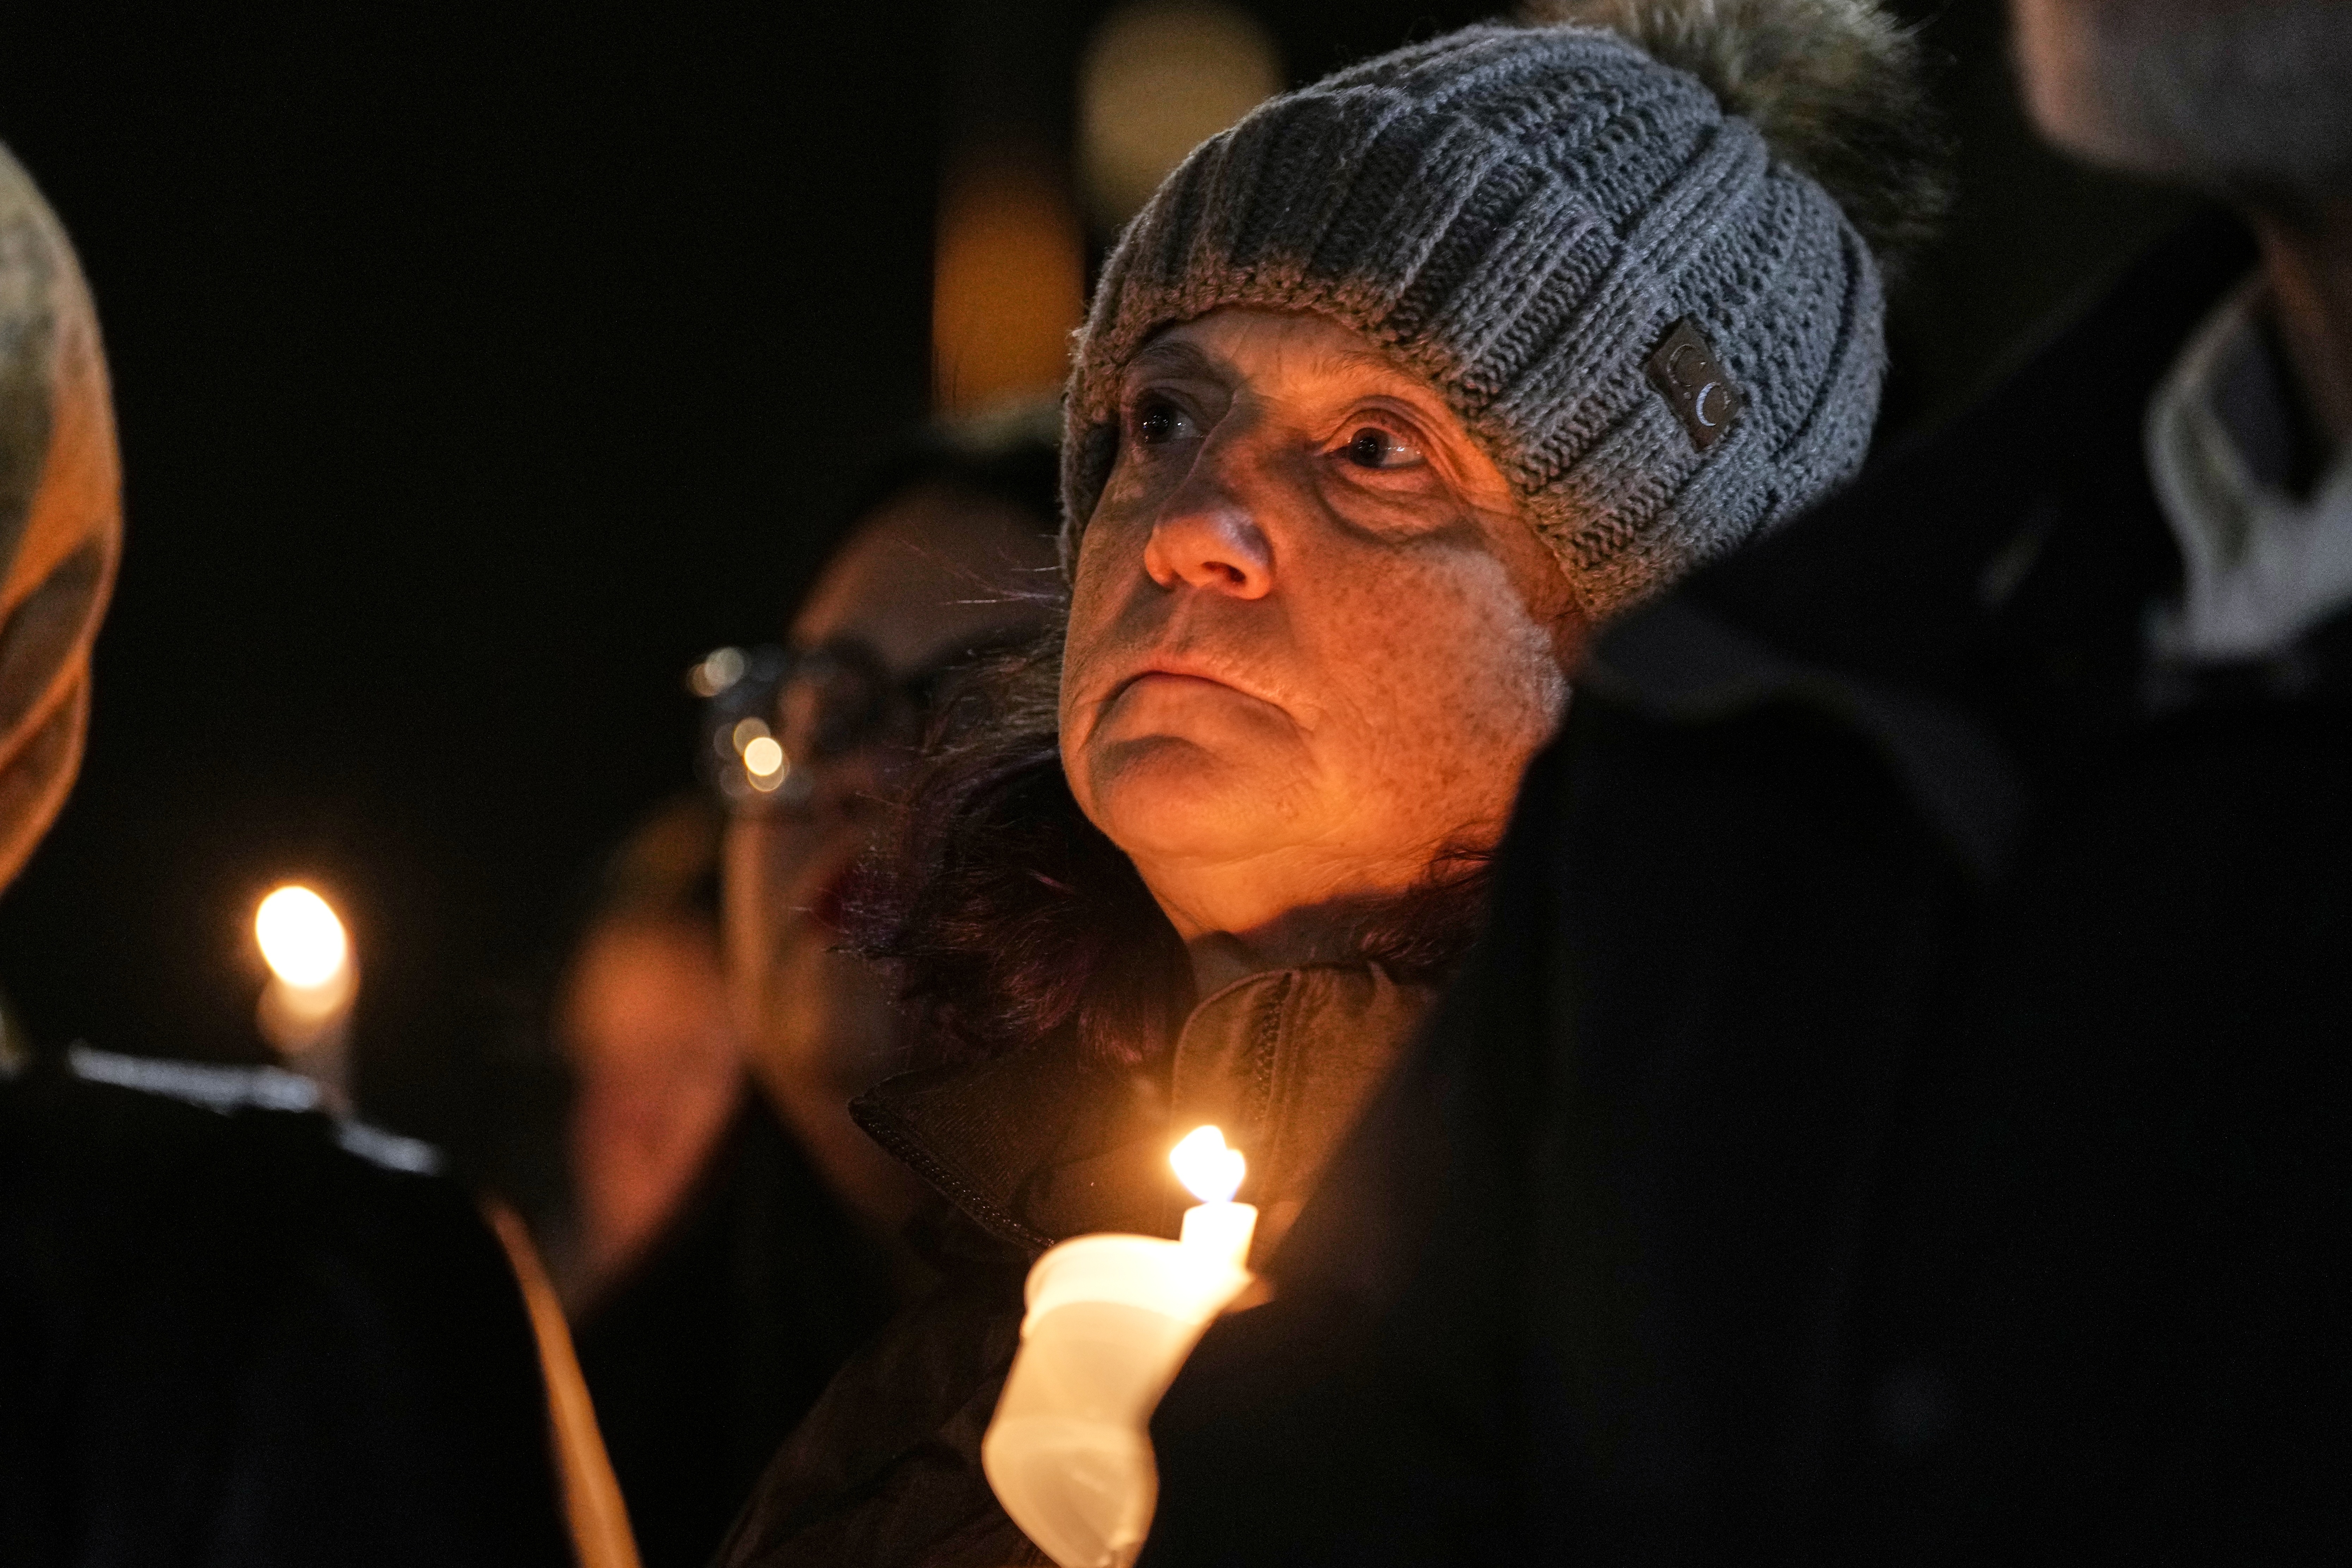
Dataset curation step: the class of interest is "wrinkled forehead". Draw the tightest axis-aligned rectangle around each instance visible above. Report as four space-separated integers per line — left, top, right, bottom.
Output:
1121 307 1437 406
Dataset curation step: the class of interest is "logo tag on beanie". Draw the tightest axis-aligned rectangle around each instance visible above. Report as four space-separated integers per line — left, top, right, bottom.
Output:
1646 319 1744 452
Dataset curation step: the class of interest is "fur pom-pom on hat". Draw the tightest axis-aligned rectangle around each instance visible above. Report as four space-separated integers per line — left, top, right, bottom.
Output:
1521 0 1951 284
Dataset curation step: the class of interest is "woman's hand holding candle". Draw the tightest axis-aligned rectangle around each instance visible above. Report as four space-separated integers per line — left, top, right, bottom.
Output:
981 1126 1258 1568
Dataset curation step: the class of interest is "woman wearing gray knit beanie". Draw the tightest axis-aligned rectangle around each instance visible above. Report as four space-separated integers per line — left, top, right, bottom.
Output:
718 6 1942 1566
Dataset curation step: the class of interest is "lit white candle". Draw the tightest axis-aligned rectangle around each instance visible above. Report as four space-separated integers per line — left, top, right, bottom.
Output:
982 1125 1258 1568
1170 1124 1256 1270
253 883 357 1107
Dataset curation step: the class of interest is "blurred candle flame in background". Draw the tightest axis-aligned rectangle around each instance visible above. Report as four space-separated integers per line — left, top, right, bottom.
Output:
255 884 348 988
254 883 357 1103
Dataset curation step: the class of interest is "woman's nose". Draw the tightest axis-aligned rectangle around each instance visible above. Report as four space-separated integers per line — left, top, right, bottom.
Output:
1141 449 1274 598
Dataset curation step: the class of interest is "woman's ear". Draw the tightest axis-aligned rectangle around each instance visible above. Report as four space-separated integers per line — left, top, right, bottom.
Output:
1548 599 1594 678
1486 503 1586 675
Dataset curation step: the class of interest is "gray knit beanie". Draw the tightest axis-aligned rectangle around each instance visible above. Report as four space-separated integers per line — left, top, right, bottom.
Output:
1061 0 1943 619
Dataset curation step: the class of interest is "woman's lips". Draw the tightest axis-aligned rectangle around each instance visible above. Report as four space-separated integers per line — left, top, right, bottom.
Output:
1118 669 1232 698
1110 655 1275 707
1104 670 1267 730
1095 668 1293 754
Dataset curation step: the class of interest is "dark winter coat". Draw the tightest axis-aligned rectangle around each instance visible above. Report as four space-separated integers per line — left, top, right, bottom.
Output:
574 1091 899 1568
718 966 1435 1568
1140 212 2347 1565
0 1056 571 1567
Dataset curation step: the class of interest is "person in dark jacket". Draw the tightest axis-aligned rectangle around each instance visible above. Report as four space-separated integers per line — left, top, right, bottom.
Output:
0 143 572 1567
537 424 1067 1568
1141 2 2352 1563
719 5 1941 1564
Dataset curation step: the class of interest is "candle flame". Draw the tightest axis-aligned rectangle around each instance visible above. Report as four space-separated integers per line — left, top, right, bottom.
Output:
1170 1124 1245 1205
255 885 348 989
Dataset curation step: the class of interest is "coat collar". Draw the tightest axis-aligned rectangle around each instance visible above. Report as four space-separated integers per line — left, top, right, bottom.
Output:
1649 210 2261 723
1585 212 2284 884
852 964 1437 1261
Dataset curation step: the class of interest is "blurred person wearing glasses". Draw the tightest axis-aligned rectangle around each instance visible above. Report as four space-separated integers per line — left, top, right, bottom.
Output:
549 414 1061 1568
709 410 1062 1249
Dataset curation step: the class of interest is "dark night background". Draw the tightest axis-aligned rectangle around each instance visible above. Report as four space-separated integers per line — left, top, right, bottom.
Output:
0 0 2189 1153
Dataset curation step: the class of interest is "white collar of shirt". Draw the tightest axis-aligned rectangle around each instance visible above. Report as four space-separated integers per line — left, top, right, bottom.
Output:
2146 271 2352 663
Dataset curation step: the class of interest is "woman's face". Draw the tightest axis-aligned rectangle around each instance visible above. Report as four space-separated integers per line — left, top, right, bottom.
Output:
1061 307 1581 949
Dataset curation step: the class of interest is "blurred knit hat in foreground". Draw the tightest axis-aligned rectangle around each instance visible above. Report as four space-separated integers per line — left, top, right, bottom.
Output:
0 145 119 889
1063 0 1944 619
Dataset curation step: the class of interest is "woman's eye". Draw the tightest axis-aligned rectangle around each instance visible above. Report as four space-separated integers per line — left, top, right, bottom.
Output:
1133 398 1198 447
1340 425 1425 471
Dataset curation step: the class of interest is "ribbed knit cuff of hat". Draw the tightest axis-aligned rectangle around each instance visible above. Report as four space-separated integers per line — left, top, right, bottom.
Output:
1059 20 1886 621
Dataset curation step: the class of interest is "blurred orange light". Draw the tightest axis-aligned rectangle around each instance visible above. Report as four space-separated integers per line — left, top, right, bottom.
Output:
1079 1 1282 233
932 145 1086 414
